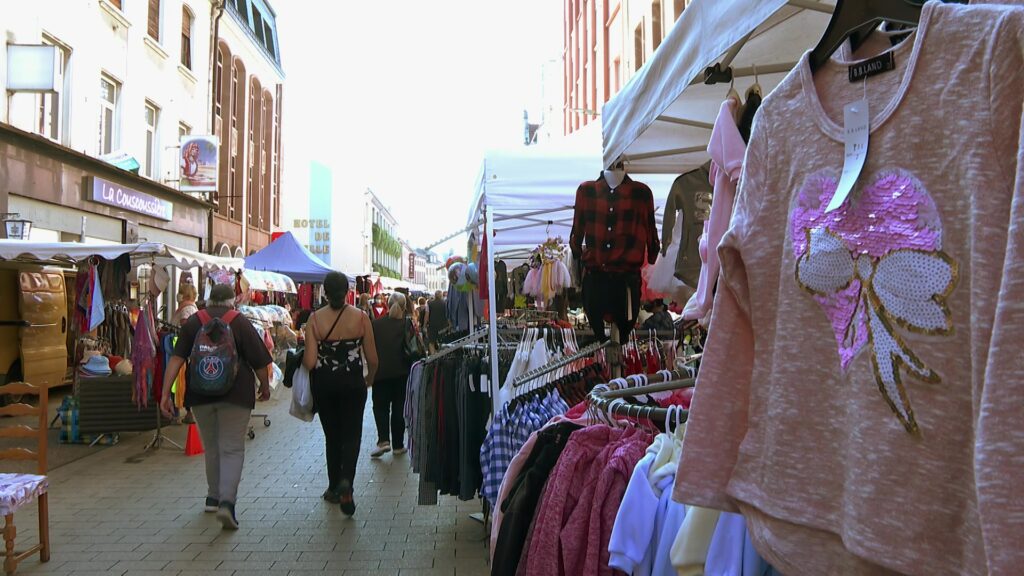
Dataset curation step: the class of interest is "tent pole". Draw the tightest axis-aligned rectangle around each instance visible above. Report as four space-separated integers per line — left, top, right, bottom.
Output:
486 205 500 417
486 207 501 413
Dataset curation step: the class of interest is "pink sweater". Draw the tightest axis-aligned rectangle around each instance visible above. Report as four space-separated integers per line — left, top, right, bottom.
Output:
682 97 746 321
524 426 651 576
675 4 1024 575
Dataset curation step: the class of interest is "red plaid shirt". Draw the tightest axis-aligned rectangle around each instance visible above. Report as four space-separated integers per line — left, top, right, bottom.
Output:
570 175 660 273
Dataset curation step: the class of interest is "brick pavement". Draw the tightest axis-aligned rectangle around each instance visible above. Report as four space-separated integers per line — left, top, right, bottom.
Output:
15 393 491 576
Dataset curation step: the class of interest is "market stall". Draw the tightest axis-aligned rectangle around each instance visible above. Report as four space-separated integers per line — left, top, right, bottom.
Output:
601 0 831 173
0 240 245 446
244 231 352 283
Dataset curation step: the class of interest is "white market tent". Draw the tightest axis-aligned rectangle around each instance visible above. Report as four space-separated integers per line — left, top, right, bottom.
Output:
466 146 679 261
602 0 834 173
0 240 245 271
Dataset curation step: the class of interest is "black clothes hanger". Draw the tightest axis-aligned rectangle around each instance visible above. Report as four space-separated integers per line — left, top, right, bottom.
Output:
808 0 966 73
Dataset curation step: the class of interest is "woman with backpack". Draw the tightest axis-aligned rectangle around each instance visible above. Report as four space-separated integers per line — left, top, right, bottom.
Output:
368 293 416 459
159 284 273 530
303 272 378 516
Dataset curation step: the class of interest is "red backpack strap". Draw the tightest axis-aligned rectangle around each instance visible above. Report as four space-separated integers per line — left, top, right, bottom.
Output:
221 310 241 324
197 310 212 325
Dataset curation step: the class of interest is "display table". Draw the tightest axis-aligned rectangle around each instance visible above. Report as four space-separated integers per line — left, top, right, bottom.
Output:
77 375 158 434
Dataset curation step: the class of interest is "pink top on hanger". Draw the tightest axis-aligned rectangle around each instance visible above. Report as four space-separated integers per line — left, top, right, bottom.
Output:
682 97 746 321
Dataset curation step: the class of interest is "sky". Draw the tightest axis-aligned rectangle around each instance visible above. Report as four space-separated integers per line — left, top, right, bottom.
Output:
276 1 563 252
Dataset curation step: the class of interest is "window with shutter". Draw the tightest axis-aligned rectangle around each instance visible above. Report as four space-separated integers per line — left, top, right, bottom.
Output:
181 7 193 68
148 0 161 41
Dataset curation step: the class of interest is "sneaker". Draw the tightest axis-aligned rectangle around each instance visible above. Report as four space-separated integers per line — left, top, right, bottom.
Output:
204 497 219 513
216 502 239 530
393 447 408 455
338 480 356 516
322 488 340 504
370 442 391 459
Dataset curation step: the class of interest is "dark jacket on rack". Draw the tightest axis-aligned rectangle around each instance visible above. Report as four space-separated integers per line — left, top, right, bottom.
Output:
662 162 713 288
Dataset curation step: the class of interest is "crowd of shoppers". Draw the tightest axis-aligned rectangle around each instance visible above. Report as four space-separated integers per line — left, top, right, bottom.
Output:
163 272 448 526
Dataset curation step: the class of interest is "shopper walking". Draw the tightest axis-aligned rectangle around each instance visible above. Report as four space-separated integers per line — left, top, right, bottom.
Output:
159 284 273 530
303 271 378 516
369 293 411 458
371 294 388 319
416 297 428 334
357 293 372 317
423 290 450 353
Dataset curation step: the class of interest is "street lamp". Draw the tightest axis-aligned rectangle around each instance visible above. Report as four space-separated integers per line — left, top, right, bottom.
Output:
1 213 32 240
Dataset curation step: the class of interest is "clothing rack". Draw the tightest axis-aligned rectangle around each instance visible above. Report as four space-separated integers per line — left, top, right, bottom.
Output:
144 297 182 452
587 370 695 429
424 327 490 363
511 340 613 388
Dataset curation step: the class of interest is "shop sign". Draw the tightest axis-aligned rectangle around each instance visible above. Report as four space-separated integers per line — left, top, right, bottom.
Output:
408 253 416 279
179 135 219 193
88 176 173 221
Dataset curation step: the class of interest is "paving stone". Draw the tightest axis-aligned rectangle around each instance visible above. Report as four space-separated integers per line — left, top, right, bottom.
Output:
23 398 490 575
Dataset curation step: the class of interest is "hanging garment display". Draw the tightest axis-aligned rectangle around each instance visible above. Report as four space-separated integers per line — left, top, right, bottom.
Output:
570 173 660 341
661 163 713 289
682 94 746 323
676 5 1024 574
406 347 505 504
494 259 509 313
522 238 572 305
489 373 771 576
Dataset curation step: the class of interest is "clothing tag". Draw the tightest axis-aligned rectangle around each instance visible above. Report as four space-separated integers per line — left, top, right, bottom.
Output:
825 98 870 213
848 52 895 83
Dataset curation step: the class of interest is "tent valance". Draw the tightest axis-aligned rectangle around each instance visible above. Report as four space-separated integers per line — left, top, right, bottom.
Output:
602 0 833 173
241 269 297 294
0 240 245 271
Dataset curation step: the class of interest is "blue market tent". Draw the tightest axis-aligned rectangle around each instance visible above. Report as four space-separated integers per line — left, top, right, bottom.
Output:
244 231 350 283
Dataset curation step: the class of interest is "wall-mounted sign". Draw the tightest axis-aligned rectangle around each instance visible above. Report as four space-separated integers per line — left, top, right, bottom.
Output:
179 135 219 192
6 45 57 92
87 176 173 221
408 253 415 279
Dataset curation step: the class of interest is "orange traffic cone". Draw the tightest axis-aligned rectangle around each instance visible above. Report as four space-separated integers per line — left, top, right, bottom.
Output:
184 423 204 456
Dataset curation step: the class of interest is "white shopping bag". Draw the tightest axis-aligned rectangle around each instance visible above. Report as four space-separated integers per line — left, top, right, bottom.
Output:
289 365 314 422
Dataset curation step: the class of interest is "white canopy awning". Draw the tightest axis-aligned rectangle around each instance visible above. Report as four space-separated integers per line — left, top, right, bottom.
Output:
468 145 678 260
602 0 834 173
0 240 245 271
240 269 298 294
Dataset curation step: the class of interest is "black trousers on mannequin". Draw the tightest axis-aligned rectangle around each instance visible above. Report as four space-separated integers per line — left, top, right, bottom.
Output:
581 269 641 341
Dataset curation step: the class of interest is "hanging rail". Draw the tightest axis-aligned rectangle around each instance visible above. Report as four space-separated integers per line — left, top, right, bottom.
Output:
587 370 696 428
424 327 490 363
512 340 613 388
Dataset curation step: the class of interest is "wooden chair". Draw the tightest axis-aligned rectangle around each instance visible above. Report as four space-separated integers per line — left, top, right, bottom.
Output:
0 382 50 575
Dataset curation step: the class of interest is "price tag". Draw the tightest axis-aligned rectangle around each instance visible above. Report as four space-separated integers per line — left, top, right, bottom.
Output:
825 98 870 213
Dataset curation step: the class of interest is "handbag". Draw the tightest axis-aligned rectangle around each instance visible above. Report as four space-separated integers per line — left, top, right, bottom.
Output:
402 318 425 363
283 346 304 388
288 365 314 422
